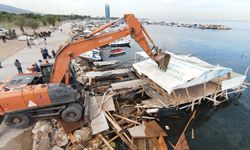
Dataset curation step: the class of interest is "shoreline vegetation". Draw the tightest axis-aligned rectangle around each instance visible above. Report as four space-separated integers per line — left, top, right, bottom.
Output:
0 11 89 35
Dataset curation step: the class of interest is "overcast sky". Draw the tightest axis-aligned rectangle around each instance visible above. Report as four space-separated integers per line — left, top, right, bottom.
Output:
0 0 249 21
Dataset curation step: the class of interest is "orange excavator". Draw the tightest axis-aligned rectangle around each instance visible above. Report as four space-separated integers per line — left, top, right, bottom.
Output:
0 14 170 128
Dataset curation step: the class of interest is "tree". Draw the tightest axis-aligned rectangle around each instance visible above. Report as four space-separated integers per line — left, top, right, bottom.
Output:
41 18 47 26
14 16 25 34
25 18 39 32
46 16 56 26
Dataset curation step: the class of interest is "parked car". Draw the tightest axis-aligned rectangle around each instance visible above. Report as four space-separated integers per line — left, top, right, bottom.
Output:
0 28 8 36
17 35 35 41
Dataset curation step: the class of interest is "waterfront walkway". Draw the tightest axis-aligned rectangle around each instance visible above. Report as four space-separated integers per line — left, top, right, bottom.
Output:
0 22 72 149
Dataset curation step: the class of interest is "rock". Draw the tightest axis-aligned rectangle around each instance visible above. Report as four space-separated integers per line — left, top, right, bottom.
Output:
32 131 50 150
73 127 91 143
32 120 53 150
53 128 69 147
32 120 53 134
51 146 64 150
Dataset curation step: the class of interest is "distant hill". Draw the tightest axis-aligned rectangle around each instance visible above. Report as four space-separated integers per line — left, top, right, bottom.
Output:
0 3 33 14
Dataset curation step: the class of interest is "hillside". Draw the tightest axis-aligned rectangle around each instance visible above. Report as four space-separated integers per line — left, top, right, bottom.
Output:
0 3 33 14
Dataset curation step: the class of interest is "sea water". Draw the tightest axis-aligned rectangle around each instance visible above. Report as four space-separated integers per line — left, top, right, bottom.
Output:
103 21 250 149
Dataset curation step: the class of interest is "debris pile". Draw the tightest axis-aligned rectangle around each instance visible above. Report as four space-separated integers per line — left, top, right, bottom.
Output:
31 50 248 150
30 59 170 150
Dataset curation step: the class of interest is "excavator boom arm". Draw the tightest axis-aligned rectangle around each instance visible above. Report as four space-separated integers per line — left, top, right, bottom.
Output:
50 14 170 83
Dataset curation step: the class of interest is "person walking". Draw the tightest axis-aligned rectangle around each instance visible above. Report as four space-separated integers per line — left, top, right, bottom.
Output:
27 39 31 48
44 37 47 45
14 59 23 74
51 49 56 58
44 47 52 59
1 34 6 43
41 48 47 59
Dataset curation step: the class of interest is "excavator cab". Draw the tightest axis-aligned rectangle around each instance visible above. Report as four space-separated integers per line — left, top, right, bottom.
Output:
40 63 77 84
40 63 53 83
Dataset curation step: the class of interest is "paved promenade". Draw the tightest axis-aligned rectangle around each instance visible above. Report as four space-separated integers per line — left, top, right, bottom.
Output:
0 22 72 149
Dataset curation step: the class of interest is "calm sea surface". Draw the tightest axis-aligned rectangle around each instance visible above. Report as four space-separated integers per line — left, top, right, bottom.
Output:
103 21 250 150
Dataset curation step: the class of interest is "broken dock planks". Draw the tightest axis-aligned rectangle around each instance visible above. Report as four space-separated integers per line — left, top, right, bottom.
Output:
89 96 109 135
86 68 130 79
93 60 119 67
111 79 148 91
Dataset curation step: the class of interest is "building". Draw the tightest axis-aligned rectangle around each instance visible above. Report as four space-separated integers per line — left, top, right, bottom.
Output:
105 4 110 18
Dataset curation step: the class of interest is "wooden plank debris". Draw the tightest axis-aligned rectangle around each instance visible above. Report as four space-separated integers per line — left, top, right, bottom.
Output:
89 96 109 135
60 118 86 133
133 138 147 150
174 134 189 150
94 60 119 67
141 99 165 108
98 134 114 150
156 135 168 150
128 121 166 138
144 121 167 138
111 79 147 90
113 114 141 125
84 91 90 123
86 68 130 79
95 95 116 111
174 110 196 150
128 125 146 138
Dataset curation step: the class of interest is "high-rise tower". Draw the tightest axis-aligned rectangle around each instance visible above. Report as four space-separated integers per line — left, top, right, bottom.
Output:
105 4 110 18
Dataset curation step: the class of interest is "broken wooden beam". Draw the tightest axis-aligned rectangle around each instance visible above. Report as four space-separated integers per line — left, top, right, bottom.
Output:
111 79 147 91
86 68 130 79
94 60 119 67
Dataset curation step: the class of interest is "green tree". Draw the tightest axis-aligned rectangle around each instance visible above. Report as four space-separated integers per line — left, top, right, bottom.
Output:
14 16 26 34
25 18 39 32
46 16 56 26
41 18 47 26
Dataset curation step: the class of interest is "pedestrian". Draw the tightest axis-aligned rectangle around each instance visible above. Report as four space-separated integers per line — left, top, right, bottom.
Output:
2 34 6 43
41 48 47 59
44 47 48 57
44 37 47 45
34 63 41 72
44 47 52 59
52 49 56 58
12 29 16 37
27 39 31 48
0 61 2 68
14 59 23 74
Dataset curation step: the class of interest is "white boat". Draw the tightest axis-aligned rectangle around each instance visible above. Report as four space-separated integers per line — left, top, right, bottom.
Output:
109 39 130 47
79 49 102 61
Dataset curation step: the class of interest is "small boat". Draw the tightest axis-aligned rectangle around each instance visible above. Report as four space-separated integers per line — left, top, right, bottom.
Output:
109 48 125 56
109 39 130 47
80 49 102 61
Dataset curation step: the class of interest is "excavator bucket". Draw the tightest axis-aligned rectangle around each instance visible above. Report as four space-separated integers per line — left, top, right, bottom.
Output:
155 52 171 71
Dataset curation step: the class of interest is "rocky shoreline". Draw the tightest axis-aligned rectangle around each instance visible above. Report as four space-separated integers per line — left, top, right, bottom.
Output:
142 21 232 30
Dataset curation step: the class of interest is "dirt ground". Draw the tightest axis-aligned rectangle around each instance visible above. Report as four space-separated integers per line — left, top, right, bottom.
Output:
0 129 33 150
0 39 26 61
0 26 51 61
